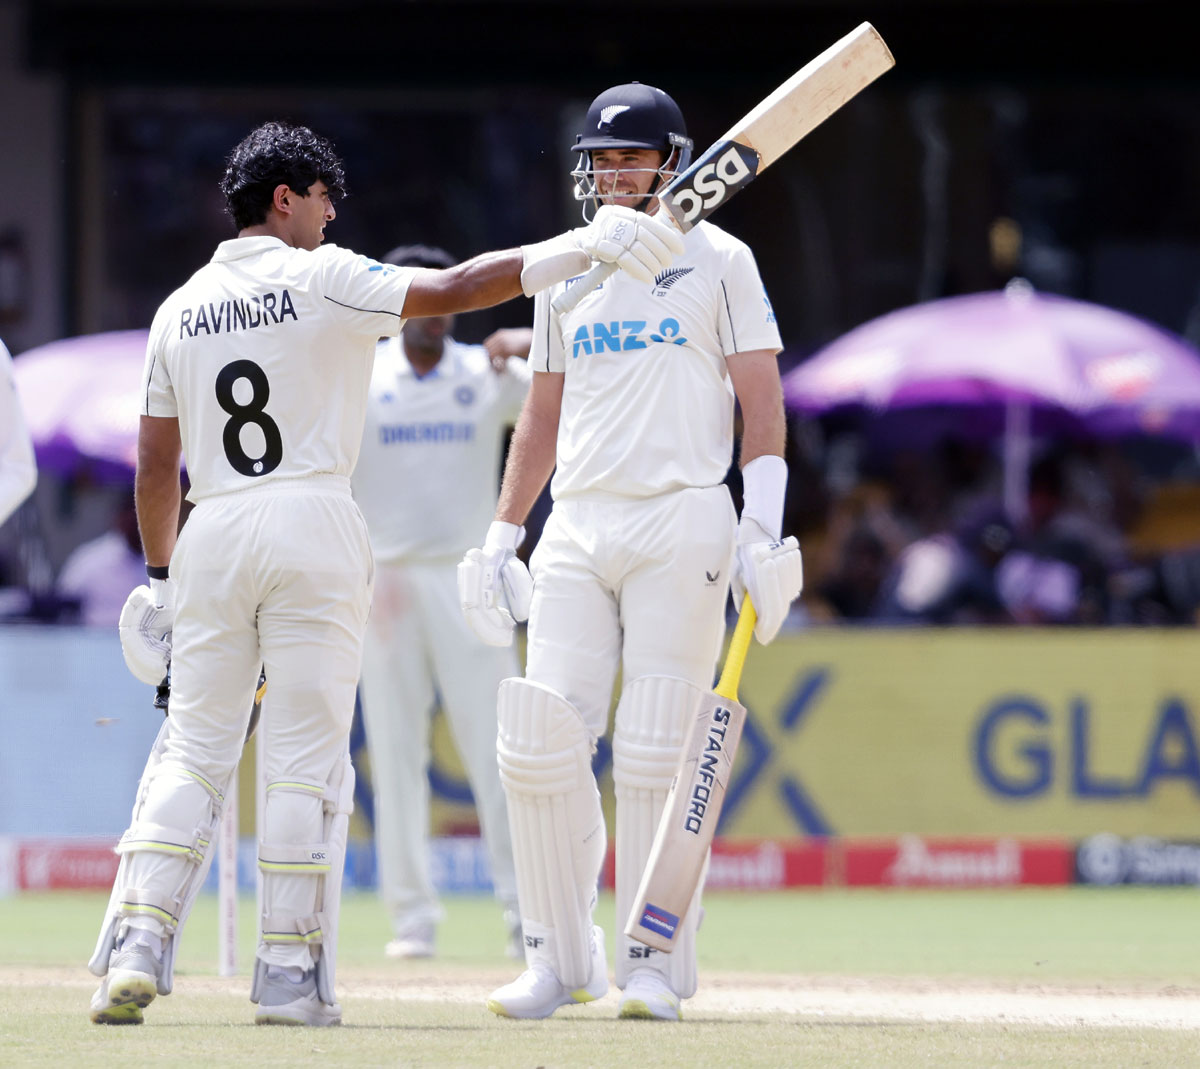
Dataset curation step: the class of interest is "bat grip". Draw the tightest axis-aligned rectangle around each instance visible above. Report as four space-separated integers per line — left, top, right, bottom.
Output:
550 261 617 315
715 598 757 702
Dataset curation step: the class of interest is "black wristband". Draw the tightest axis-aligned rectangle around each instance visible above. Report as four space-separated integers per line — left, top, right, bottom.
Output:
146 564 170 580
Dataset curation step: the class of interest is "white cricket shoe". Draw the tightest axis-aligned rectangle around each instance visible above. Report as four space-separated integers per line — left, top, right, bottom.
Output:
253 967 342 1027
487 925 608 1019
618 969 682 1021
89 942 160 1025
385 922 435 959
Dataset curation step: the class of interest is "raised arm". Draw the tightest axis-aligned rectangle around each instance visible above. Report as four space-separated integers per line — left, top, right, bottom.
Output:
399 207 684 318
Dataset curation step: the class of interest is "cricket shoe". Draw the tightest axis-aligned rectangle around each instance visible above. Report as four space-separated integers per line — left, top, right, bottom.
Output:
254 967 342 1026
618 970 682 1021
487 925 608 1019
89 942 160 1025
385 921 435 960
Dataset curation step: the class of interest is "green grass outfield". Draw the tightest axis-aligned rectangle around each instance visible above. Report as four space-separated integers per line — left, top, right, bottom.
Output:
1 887 1198 1067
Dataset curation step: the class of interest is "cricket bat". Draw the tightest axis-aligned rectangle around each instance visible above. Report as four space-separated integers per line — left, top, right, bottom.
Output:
625 599 758 952
553 21 895 316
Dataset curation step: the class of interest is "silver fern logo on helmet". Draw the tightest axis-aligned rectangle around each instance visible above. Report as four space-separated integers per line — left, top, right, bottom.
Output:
571 83 694 222
599 104 631 127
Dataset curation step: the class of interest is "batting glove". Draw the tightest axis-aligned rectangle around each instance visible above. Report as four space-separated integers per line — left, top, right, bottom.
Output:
576 205 685 284
118 576 175 684
730 517 804 645
458 521 534 647
519 205 685 295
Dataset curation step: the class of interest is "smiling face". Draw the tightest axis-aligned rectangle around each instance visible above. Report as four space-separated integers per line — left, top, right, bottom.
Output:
590 147 667 211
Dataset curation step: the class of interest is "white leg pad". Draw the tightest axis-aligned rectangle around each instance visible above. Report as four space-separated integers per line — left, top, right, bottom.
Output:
250 749 354 1008
614 675 705 998
88 719 232 995
497 677 605 989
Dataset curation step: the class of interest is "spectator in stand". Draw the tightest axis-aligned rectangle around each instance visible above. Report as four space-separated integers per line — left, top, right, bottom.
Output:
875 501 1019 625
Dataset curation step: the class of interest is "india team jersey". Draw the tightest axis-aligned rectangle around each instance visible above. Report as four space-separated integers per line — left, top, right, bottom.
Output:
351 338 531 561
141 236 414 500
530 220 782 501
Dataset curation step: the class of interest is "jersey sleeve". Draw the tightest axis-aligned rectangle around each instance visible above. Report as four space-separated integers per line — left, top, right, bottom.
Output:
529 288 566 373
141 304 177 417
318 246 415 340
0 339 37 524
717 241 783 357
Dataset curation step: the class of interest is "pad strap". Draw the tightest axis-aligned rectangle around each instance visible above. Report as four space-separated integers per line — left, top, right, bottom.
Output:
117 886 183 932
257 841 334 875
261 911 326 946
117 821 209 864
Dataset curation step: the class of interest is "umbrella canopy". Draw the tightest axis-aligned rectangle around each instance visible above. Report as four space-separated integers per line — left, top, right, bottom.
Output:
11 329 150 480
782 282 1200 516
784 282 1200 439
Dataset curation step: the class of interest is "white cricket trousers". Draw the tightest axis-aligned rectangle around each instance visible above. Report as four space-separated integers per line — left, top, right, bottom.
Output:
125 475 373 968
525 485 736 734
516 485 736 992
359 558 519 933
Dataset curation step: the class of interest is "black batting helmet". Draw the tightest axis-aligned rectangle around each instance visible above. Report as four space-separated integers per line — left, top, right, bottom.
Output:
571 83 693 220
574 83 692 160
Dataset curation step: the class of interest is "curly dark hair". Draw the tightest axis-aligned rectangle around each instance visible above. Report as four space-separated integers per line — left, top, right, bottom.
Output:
219 121 347 231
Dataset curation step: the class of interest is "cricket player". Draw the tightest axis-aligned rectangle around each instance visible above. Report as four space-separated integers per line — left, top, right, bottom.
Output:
0 337 37 527
90 119 682 1028
459 84 805 1021
352 243 532 961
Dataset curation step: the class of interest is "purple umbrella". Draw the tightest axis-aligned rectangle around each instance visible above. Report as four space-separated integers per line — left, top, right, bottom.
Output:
783 281 1200 515
11 329 150 480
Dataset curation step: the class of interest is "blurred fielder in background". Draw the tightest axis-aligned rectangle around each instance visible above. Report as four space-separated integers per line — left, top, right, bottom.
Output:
352 242 533 961
0 336 37 527
89 119 682 1028
459 83 804 1022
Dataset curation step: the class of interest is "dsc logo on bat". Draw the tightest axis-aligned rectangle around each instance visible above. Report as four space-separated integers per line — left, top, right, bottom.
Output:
666 143 759 225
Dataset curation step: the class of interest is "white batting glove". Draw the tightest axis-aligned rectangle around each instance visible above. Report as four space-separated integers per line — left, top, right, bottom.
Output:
118 577 175 684
730 517 804 645
576 205 684 284
458 521 534 647
519 205 685 295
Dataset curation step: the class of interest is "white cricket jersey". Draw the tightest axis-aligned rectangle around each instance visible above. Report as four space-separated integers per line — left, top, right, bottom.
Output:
531 220 782 501
352 337 531 561
141 236 415 501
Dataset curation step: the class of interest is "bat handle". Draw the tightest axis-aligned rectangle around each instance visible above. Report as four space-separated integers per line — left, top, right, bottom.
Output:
550 261 617 316
715 598 757 702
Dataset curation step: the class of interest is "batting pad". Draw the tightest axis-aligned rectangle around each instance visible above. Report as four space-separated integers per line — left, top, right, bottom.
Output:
251 748 354 1008
88 719 233 995
613 675 705 997
497 677 606 989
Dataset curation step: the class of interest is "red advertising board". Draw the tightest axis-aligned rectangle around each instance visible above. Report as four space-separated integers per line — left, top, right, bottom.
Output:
839 836 1073 888
3 835 1074 893
16 839 119 890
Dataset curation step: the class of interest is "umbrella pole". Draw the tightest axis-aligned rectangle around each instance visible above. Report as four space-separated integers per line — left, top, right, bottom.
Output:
1003 398 1031 526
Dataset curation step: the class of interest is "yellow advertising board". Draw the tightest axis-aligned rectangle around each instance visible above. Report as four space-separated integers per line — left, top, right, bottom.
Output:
318 629 1200 843
725 629 1200 838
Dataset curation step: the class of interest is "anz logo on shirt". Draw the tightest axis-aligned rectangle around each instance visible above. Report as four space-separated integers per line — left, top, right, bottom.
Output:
763 286 777 325
571 319 688 359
